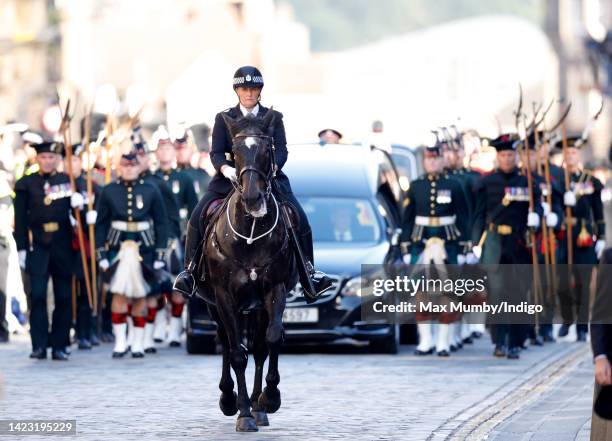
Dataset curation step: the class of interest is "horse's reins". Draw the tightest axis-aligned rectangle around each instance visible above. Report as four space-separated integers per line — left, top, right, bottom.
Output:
226 133 280 245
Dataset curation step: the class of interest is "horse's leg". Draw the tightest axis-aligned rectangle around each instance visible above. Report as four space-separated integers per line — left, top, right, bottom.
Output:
215 290 257 432
250 309 270 426
208 305 237 416
258 283 285 414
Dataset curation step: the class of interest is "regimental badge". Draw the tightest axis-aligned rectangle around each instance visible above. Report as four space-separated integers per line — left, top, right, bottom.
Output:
436 189 452 204
136 194 144 209
172 180 180 194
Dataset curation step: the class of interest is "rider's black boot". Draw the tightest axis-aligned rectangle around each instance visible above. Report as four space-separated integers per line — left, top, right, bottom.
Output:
298 228 334 302
173 223 201 299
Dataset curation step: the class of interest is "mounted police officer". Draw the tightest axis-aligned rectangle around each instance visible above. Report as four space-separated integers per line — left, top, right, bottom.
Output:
95 151 169 358
472 134 543 359
174 65 333 301
400 142 470 357
555 135 605 341
14 141 79 360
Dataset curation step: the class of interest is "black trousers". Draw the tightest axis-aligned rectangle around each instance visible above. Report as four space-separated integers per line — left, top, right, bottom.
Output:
75 278 93 340
0 288 8 341
28 271 72 352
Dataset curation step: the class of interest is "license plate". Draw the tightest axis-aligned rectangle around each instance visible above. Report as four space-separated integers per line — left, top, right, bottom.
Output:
282 308 319 323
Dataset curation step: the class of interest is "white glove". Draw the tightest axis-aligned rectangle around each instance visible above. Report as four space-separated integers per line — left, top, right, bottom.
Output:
595 240 606 259
402 254 411 264
69 212 77 227
472 245 482 259
457 254 466 265
545 212 558 228
221 165 237 181
99 259 110 271
541 202 551 216
71 192 85 209
564 191 576 207
18 250 26 270
153 260 165 270
86 210 97 225
466 252 479 265
527 212 540 228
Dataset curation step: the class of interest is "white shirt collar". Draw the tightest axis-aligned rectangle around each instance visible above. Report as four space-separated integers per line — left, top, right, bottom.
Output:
239 103 259 117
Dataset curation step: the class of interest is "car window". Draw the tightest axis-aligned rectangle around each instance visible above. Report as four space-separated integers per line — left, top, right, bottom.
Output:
298 197 382 244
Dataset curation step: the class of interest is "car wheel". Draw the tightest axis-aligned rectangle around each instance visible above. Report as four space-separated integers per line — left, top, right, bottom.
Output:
186 334 217 354
370 324 399 354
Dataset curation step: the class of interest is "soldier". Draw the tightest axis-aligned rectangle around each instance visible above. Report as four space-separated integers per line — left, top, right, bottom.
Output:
174 65 333 301
14 141 80 360
173 127 212 200
555 135 606 341
132 132 180 350
153 127 198 347
94 151 169 358
472 134 543 359
62 143 101 349
400 143 470 356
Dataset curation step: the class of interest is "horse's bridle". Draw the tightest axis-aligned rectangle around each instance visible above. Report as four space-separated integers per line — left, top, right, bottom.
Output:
230 134 277 198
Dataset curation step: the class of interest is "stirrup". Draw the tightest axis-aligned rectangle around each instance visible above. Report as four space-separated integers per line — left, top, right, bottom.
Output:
173 270 196 299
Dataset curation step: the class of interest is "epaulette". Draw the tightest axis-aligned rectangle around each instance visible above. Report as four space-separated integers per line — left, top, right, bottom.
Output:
223 108 232 113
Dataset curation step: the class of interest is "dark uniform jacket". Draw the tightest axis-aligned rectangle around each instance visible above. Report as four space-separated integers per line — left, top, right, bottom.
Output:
563 169 605 241
155 168 198 226
140 170 181 239
177 164 211 200
72 174 102 279
13 171 75 276
400 172 470 248
208 104 289 197
94 178 169 263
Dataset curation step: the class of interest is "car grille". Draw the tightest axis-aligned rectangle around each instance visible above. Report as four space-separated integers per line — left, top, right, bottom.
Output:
285 274 342 306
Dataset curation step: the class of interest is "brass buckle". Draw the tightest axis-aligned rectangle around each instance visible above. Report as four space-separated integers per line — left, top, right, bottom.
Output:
497 225 512 235
429 217 440 227
42 222 59 233
126 222 138 232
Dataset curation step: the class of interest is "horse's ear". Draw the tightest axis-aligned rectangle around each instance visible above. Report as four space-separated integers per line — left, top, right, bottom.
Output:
221 113 241 139
262 107 276 136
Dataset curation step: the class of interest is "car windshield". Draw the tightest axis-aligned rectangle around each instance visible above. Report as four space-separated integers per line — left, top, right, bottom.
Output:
298 197 382 244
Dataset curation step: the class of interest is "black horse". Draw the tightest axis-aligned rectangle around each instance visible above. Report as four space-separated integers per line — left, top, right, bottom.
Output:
197 110 298 432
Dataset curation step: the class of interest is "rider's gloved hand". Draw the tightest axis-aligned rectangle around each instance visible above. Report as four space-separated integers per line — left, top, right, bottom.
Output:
221 165 237 181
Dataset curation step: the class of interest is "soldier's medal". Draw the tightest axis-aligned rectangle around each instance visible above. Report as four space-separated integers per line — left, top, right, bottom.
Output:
172 180 180 194
502 195 510 206
44 195 52 206
136 194 144 209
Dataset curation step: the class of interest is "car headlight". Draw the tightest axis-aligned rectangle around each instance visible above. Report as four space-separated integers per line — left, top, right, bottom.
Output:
341 277 362 297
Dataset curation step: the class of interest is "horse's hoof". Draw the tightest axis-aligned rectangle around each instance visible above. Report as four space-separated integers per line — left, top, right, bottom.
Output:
258 387 281 414
219 392 238 416
236 416 258 432
252 411 269 426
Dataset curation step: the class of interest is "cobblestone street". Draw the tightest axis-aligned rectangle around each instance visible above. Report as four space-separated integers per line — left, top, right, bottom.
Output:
0 330 594 440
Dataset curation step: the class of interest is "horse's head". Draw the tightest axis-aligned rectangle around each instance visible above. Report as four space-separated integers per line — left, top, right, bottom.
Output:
222 109 277 218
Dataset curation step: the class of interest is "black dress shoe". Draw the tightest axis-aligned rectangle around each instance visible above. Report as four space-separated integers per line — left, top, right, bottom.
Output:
471 331 483 339
29 348 47 359
507 347 520 359
144 347 157 354
51 350 70 361
577 331 587 342
542 334 556 343
463 336 474 344
169 341 181 348
131 351 145 358
450 344 457 352
78 339 92 350
112 350 128 358
493 345 506 357
414 347 434 356
90 334 100 346
100 332 115 343
530 336 543 346
437 349 450 357
558 324 570 337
